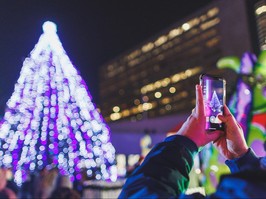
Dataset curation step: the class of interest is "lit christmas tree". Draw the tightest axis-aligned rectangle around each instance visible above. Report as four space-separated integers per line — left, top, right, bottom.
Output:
209 90 221 112
0 21 117 185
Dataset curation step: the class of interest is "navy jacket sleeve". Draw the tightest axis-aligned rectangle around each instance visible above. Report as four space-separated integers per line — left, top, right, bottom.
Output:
225 148 260 173
118 135 198 199
209 149 265 199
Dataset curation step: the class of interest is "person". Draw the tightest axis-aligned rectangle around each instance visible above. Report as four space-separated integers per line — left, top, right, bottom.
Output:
48 187 80 199
33 166 59 199
0 187 17 199
0 168 17 199
118 84 266 198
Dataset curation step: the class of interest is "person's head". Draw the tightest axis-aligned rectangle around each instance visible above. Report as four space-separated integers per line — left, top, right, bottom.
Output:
57 175 73 189
0 187 17 199
0 168 7 191
48 187 80 199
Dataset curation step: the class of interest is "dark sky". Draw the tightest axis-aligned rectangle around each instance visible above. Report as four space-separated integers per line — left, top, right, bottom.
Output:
0 1 213 114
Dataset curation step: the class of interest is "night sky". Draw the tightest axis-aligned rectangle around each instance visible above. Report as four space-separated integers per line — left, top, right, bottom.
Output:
0 0 213 115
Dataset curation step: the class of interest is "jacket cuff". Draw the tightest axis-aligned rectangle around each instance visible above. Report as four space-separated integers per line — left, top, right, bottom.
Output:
164 135 198 154
225 148 260 173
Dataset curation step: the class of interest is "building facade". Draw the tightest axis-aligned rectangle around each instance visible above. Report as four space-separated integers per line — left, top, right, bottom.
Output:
99 0 255 128
254 0 266 50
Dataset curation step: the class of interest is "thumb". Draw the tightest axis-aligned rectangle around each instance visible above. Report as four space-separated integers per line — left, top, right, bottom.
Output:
217 114 227 123
218 105 233 123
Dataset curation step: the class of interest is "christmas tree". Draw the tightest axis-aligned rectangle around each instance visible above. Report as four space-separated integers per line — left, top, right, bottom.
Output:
0 21 117 185
209 90 221 112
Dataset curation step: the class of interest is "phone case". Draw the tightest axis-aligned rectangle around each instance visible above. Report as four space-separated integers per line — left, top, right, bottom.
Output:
199 74 226 131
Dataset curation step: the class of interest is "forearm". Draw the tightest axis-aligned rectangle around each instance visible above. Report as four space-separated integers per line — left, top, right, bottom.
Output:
119 135 198 198
225 148 260 173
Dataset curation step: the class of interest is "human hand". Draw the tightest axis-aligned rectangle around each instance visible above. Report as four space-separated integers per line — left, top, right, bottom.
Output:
177 84 223 148
213 105 248 159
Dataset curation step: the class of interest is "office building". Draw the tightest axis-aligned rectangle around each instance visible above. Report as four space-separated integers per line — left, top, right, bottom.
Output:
99 0 255 127
254 0 266 50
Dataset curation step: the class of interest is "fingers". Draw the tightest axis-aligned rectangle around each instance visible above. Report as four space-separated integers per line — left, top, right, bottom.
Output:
218 105 243 132
223 104 232 116
195 84 205 116
218 105 234 123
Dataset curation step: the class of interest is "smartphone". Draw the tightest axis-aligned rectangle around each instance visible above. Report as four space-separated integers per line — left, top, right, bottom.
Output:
199 74 226 131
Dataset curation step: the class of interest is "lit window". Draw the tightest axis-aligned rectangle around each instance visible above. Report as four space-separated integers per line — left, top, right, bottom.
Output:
132 107 139 114
182 23 190 31
256 5 266 15
143 103 153 111
200 18 220 30
172 74 180 83
185 69 192 76
169 87 176 93
142 42 154 53
121 110 130 117
187 18 200 27
137 104 143 112
154 81 161 88
140 66 202 94
207 7 219 17
134 99 140 105
200 14 207 22
161 78 170 87
206 37 220 47
128 58 140 67
154 92 162 98
261 44 266 50
154 36 168 46
110 113 121 121
141 87 147 94
127 50 141 60
161 97 171 104
146 84 154 92
112 106 120 113
181 91 188 97
142 96 149 102
168 28 183 38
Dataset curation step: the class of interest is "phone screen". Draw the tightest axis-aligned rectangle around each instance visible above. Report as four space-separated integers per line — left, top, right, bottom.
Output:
200 74 226 131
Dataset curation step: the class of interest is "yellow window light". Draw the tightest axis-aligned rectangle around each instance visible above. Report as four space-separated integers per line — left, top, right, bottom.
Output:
182 23 190 31
110 113 121 121
154 92 162 99
113 106 120 113
142 42 154 53
169 87 176 93
155 35 168 46
168 28 183 38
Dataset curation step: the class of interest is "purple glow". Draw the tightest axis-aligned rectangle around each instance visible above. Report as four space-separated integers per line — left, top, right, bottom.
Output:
240 52 257 74
0 21 117 185
229 52 254 137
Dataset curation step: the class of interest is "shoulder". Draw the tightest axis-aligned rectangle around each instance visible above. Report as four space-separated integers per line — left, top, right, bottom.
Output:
212 170 266 198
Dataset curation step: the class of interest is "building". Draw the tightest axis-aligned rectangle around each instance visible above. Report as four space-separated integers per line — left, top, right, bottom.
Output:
99 0 258 155
254 0 266 50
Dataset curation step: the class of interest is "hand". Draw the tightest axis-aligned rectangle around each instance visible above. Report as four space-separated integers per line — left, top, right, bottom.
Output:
177 85 223 148
214 105 249 159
